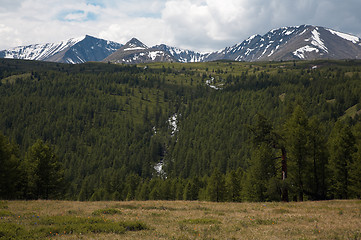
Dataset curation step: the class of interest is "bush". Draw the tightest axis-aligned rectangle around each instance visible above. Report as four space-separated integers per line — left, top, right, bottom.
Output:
92 208 122 215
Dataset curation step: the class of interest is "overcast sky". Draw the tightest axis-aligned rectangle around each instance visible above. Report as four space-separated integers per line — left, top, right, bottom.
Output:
1 0 361 52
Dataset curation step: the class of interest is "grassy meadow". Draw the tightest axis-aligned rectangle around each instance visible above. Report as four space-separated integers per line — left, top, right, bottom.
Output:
1 200 361 239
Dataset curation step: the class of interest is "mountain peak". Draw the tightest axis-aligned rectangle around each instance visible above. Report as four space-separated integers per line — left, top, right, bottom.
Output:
0 35 121 63
123 38 148 50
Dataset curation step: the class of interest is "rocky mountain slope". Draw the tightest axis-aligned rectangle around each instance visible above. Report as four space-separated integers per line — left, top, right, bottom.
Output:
0 35 121 64
103 38 176 64
204 25 361 62
152 44 205 63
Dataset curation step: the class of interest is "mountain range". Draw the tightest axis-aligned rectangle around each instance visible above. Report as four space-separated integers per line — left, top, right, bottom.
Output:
1 25 361 64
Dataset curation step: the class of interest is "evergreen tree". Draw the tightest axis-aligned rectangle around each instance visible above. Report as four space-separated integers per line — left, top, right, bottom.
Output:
225 169 242 202
135 180 148 200
0 133 22 199
77 176 94 201
23 139 64 199
350 142 361 198
284 106 308 201
124 173 141 200
349 123 361 198
328 121 356 199
242 143 278 202
183 177 199 200
249 114 287 201
306 117 329 200
207 168 225 202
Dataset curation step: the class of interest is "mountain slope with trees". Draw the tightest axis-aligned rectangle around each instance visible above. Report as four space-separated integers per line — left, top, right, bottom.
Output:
1 59 361 201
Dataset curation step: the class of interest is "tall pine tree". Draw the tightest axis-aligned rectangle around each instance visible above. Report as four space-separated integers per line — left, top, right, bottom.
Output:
284 106 308 201
23 140 64 199
328 121 356 199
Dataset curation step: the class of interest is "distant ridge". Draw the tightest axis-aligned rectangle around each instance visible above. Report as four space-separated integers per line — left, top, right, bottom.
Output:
1 25 361 64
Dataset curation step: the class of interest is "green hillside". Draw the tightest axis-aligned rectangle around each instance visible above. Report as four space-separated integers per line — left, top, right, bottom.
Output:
1 58 361 201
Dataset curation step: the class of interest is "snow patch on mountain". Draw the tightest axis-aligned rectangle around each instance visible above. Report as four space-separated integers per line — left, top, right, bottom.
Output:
326 29 360 43
285 30 294 35
124 47 146 51
149 51 164 61
308 29 328 52
293 45 319 59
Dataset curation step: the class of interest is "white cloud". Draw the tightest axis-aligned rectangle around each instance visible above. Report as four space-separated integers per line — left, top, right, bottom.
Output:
0 0 361 52
0 24 22 48
98 18 171 47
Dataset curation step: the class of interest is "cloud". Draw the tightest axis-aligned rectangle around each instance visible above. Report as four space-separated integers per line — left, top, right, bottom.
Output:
0 0 361 52
58 10 98 22
0 24 22 48
85 0 105 7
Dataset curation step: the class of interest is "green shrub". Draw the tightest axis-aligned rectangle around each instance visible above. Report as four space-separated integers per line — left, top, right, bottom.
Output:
0 209 13 217
92 208 122 215
0 201 8 209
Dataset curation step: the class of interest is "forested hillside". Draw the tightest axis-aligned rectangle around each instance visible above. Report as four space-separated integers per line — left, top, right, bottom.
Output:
1 59 361 201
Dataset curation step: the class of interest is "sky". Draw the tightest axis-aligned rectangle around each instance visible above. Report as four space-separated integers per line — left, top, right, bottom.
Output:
0 0 361 52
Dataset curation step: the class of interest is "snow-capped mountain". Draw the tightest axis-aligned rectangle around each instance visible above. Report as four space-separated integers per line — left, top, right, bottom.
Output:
0 35 122 64
204 25 361 61
103 38 176 64
152 44 205 63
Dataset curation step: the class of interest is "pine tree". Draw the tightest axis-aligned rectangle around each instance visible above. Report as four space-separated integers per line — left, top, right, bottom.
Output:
124 173 141 200
249 114 288 201
225 169 242 202
77 176 93 201
183 177 199 200
349 123 361 198
136 180 150 200
207 168 225 202
306 117 328 200
328 121 356 199
23 139 64 199
0 133 22 199
242 143 277 202
350 145 361 198
284 106 308 201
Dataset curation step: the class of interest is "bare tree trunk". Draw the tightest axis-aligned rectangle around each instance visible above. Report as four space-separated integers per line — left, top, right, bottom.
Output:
281 147 288 202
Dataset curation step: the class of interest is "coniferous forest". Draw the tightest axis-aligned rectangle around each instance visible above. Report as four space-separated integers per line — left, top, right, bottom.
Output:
1 58 361 202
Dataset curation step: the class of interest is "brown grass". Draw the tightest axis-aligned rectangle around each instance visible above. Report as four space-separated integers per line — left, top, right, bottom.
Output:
2 200 361 239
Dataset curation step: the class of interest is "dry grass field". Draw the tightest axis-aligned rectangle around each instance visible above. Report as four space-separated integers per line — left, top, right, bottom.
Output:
1 200 361 239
